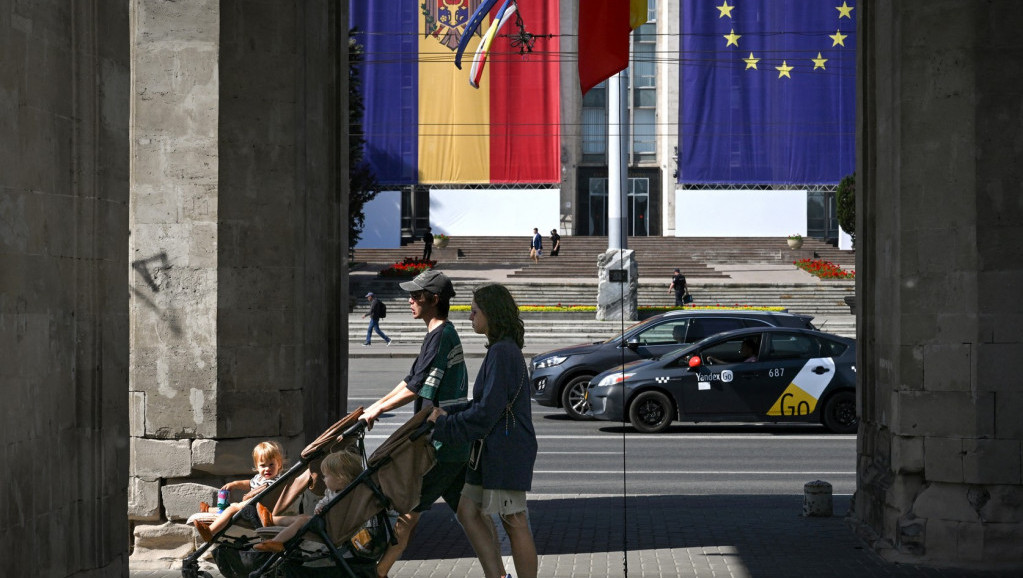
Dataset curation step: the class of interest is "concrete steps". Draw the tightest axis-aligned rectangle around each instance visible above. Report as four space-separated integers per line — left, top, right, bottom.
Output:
348 280 857 346
348 311 856 347
353 235 856 275
351 236 857 347
351 279 855 316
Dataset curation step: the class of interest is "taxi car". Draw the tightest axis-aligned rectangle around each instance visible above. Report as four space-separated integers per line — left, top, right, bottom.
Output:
585 327 857 433
529 310 816 420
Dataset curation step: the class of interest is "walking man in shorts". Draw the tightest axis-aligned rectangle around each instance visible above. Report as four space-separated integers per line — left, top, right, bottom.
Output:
362 270 469 577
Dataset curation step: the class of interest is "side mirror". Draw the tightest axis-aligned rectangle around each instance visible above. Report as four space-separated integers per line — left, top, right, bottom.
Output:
626 337 640 350
688 355 702 369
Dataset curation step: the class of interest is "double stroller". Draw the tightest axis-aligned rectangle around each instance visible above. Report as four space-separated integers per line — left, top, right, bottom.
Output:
181 408 437 578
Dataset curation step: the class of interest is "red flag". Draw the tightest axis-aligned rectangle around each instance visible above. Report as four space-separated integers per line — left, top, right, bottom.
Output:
578 0 632 95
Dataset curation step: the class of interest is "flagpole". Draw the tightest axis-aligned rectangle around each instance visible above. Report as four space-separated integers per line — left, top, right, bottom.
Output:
607 72 627 251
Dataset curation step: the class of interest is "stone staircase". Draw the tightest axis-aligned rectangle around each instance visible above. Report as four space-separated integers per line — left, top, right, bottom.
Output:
354 235 854 278
349 281 856 345
351 235 857 344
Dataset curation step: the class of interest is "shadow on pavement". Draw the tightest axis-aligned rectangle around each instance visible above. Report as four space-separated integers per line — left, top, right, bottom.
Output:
405 494 1018 577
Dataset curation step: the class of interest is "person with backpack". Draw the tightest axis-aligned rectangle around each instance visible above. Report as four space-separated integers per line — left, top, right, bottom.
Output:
362 292 391 346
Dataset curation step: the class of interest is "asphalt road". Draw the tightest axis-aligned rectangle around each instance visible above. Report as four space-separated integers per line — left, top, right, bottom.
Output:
348 358 857 497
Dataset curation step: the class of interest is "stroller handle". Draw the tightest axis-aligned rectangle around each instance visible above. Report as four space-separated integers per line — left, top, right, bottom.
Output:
409 419 434 441
341 419 369 439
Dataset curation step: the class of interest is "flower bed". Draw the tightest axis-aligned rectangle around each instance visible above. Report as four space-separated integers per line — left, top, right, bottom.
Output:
378 258 436 277
793 258 855 279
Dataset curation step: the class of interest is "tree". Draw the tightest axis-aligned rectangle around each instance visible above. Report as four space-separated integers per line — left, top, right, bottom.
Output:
836 173 855 243
349 31 379 248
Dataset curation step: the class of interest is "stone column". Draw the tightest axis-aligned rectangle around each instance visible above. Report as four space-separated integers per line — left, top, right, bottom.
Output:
128 0 347 562
854 0 1023 567
1 1 131 575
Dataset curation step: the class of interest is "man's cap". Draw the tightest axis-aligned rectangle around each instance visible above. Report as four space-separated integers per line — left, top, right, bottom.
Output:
674 268 681 272
399 270 456 299
365 292 374 298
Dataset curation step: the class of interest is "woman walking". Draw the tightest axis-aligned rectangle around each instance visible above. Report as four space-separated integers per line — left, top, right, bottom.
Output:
429 283 538 578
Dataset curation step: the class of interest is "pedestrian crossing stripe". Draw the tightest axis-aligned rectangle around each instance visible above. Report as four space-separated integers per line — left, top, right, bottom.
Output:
766 357 836 416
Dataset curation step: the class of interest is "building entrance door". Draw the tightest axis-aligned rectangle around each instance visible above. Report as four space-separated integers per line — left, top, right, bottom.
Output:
586 177 650 236
807 191 838 244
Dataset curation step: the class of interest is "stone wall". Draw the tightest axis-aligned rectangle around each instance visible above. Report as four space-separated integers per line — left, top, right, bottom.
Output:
853 0 1023 567
128 0 348 566
0 1 131 575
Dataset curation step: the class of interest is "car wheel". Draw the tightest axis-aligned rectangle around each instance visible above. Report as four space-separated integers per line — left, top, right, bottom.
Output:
821 390 857 434
561 375 595 420
628 390 674 433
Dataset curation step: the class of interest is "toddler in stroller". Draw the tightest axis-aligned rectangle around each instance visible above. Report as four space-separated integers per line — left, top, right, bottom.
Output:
193 441 285 542
182 409 368 578
239 408 438 578
184 408 437 578
253 448 363 552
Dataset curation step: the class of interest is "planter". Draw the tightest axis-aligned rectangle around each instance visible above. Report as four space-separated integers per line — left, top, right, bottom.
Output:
787 237 804 250
434 236 450 248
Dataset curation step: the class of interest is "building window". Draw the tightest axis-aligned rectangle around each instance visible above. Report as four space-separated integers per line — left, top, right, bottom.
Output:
582 83 608 162
631 21 657 164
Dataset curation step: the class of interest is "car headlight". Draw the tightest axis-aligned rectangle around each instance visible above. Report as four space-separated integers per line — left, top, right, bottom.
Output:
596 372 634 387
533 355 568 370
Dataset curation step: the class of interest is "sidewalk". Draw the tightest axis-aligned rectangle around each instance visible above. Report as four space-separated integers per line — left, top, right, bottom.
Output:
131 493 1016 577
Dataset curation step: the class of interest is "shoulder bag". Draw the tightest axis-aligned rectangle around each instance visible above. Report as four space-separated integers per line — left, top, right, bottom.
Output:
469 365 526 470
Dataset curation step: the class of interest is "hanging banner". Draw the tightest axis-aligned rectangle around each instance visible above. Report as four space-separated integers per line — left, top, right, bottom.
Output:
679 0 856 184
352 0 561 185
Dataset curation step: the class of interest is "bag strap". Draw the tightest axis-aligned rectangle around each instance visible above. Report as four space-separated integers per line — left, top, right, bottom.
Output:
481 361 527 439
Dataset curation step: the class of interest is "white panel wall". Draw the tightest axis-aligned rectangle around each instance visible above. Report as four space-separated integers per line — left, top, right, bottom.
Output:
839 226 853 250
430 189 561 236
674 189 807 237
356 189 402 248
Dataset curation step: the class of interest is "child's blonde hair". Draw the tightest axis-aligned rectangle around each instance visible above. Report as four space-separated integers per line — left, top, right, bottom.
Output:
252 441 285 469
320 448 363 486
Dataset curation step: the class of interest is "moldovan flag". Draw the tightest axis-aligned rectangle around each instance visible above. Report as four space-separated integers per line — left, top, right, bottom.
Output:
578 0 647 95
351 0 561 185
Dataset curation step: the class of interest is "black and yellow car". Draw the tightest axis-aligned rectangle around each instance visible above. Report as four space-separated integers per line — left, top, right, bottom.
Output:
586 327 857 433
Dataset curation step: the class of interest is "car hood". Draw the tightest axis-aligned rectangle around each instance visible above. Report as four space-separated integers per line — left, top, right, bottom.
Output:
593 357 659 381
532 341 605 362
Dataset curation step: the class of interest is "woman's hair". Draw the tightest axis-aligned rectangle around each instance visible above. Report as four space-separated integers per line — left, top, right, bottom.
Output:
320 448 363 485
472 283 524 349
252 441 285 468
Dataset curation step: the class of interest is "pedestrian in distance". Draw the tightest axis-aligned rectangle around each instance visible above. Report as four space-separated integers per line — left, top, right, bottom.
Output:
361 270 470 578
549 228 561 256
529 227 542 264
429 283 539 578
422 225 434 261
669 267 691 307
362 292 391 346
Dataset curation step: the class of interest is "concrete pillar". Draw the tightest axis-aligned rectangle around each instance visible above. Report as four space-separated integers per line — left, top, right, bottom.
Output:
596 249 638 321
1 1 131 575
854 0 1023 567
128 0 348 561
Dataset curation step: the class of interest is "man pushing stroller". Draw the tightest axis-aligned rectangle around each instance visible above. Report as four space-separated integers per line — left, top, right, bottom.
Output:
362 270 470 578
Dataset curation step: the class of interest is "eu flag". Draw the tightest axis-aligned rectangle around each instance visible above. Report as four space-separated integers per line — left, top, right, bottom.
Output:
679 1 856 185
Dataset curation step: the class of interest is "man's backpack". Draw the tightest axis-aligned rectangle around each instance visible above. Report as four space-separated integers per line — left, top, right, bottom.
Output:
378 301 387 318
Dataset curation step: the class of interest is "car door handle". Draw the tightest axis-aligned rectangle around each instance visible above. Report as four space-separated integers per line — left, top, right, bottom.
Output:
812 366 831 375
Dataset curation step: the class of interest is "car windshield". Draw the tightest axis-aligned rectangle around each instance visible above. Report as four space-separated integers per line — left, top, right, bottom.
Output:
602 318 654 344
